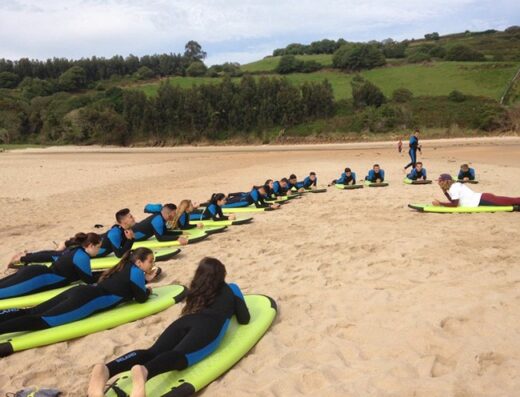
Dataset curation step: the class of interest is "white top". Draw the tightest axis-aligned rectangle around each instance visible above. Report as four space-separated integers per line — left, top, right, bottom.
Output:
447 182 482 207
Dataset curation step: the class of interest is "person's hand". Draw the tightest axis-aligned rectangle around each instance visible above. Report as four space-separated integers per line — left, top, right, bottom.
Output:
298 188 305 193
179 236 189 246
432 199 441 206
463 177 469 181
145 268 158 282
192 202 200 209
270 203 281 209
229 214 236 220
146 286 153 294
376 179 381 183
197 222 204 229
124 229 135 239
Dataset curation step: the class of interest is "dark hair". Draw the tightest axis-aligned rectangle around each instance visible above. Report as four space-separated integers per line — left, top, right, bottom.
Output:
115 208 131 223
373 164 380 168
280 177 288 183
255 185 265 191
416 162 423 166
289 174 297 179
210 193 226 204
310 172 316 176
414 128 420 132
64 232 102 248
162 203 177 211
461 163 469 168
182 257 227 315
264 179 273 185
345 167 351 172
99 247 153 282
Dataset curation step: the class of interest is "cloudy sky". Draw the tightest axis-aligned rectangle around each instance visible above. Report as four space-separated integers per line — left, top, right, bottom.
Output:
0 0 518 65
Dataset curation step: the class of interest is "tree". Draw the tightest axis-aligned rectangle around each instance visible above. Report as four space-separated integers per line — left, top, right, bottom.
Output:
333 44 386 71
0 71 19 88
59 66 87 91
184 41 207 61
445 45 485 61
351 77 386 108
392 88 413 103
275 55 304 74
424 32 440 40
407 52 431 63
186 61 208 77
19 77 55 99
134 66 154 80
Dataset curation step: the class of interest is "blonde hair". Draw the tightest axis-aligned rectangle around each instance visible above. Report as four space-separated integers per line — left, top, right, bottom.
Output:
169 200 194 229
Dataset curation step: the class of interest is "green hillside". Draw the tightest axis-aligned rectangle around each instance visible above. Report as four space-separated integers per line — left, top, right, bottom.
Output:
241 54 333 73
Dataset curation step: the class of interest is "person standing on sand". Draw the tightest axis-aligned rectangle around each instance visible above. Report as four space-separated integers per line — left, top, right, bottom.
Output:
404 129 421 170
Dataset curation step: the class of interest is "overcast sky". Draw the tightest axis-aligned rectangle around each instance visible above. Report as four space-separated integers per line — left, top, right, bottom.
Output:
0 0 518 65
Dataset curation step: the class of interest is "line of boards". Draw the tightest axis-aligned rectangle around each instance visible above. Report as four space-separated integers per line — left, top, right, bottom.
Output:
408 204 519 213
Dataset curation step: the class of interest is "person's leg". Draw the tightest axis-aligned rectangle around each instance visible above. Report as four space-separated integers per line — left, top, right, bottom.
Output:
404 148 414 169
0 265 66 299
20 250 63 264
480 193 520 206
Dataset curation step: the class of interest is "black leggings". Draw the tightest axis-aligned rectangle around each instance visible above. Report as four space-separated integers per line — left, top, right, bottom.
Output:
404 148 417 169
0 265 69 299
21 250 63 264
0 285 121 333
106 313 227 379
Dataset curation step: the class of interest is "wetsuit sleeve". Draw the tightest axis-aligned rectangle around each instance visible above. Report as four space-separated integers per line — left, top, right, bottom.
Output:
367 170 374 181
470 169 476 180
151 215 181 242
216 206 230 220
228 283 250 325
108 228 134 258
251 190 268 208
458 171 464 180
406 170 415 179
130 266 150 303
423 169 427 180
380 170 385 181
337 173 346 184
179 213 197 230
73 251 95 284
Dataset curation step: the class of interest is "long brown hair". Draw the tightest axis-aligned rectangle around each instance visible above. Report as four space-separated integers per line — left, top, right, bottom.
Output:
182 257 227 315
64 232 101 248
169 200 195 229
98 247 154 282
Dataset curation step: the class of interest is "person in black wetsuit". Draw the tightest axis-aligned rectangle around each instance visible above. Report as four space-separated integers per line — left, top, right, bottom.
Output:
296 172 318 189
366 164 385 183
330 167 357 186
404 129 421 170
264 179 275 199
132 204 188 245
7 209 137 269
0 247 154 335
225 186 280 209
272 178 290 197
190 194 236 222
458 164 476 181
172 200 204 230
0 233 101 299
87 256 250 397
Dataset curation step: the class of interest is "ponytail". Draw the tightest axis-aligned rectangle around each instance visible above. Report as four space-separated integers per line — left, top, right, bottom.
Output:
169 200 193 229
210 193 226 205
64 232 101 248
98 247 153 282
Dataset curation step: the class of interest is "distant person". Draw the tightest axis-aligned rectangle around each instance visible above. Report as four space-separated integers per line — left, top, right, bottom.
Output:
366 164 385 183
457 164 476 181
192 193 236 222
398 139 403 154
296 172 318 189
225 186 280 209
331 168 357 186
404 129 421 170
433 174 520 207
406 162 427 181
272 178 290 197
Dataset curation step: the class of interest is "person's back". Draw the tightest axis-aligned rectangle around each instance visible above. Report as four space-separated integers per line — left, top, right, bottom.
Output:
199 282 250 324
50 246 94 284
97 263 150 303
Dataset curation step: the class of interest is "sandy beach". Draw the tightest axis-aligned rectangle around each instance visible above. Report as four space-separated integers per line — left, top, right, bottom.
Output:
1 137 520 397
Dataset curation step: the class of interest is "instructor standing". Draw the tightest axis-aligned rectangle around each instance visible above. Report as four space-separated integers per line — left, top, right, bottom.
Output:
404 129 421 170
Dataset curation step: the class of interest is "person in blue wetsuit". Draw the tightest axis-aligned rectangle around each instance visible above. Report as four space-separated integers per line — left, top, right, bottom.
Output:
0 247 154 336
458 164 476 181
263 179 275 199
366 164 385 183
172 200 203 230
87 256 250 397
272 178 290 197
404 129 421 170
225 186 280 209
331 168 357 186
0 233 101 299
132 204 188 245
296 172 317 190
407 162 427 181
189 193 235 222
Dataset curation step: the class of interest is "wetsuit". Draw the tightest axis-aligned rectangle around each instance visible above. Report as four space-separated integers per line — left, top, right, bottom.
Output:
177 212 197 230
224 188 269 208
0 247 94 299
133 214 182 242
272 181 288 197
404 135 419 169
263 185 275 200
296 176 317 189
366 170 385 183
334 172 357 185
19 250 63 265
458 168 476 181
96 225 135 258
189 203 229 222
0 263 148 333
407 168 427 181
105 283 249 380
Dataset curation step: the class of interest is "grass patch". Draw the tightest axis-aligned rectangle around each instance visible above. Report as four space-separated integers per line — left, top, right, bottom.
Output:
241 54 333 73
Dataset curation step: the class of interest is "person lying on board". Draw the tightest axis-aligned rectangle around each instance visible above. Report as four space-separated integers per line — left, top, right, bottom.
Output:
365 164 385 183
172 200 203 230
7 209 136 269
296 172 318 190
190 193 236 222
0 248 157 335
0 233 100 299
225 186 280 209
88 256 250 397
272 178 290 197
286 174 305 193
406 162 427 181
457 164 476 181
330 167 357 186
263 179 275 199
133 204 188 245
433 174 520 207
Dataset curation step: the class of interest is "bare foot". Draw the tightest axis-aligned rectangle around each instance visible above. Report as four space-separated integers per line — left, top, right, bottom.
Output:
7 251 25 269
130 365 148 397
87 364 109 397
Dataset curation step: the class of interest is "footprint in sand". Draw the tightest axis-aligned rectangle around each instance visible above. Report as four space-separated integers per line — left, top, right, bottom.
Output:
476 351 504 376
431 354 457 377
440 316 469 335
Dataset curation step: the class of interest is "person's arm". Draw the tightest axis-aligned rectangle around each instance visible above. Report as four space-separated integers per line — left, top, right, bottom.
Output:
423 169 427 180
108 229 134 258
380 170 385 182
228 283 250 325
215 205 229 221
151 215 181 242
457 171 463 180
470 169 476 180
130 266 151 303
438 192 459 207
73 250 95 284
337 174 346 184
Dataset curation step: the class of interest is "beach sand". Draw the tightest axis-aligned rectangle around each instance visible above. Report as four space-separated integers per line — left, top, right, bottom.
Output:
1 137 520 396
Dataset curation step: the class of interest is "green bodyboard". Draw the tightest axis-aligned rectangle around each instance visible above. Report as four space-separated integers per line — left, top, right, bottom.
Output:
222 206 272 214
0 285 77 310
364 181 389 187
0 285 186 357
194 217 253 227
133 229 208 249
105 294 277 397
403 178 432 185
335 184 363 190
408 204 517 213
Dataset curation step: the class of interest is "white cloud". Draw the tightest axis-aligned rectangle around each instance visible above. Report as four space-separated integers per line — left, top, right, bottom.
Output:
0 0 518 63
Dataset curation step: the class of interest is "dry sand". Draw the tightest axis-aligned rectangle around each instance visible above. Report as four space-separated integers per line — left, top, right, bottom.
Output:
1 137 520 396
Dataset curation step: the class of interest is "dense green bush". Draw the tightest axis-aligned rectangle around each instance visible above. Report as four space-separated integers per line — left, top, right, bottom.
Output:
445 45 485 61
351 77 386 108
333 44 386 71
0 72 19 88
58 66 87 91
186 62 208 77
448 90 466 102
392 88 414 103
134 66 155 80
407 51 431 63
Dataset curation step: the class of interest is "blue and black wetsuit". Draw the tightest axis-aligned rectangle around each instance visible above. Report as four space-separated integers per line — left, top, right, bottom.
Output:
225 188 268 208
263 185 275 200
133 214 182 242
177 212 197 230
458 168 476 181
97 225 135 258
405 135 419 169
407 168 427 181
0 247 94 299
296 176 317 189
0 263 149 333
366 170 385 183
190 203 229 222
272 181 288 197
334 172 357 185
105 282 249 380
19 250 63 265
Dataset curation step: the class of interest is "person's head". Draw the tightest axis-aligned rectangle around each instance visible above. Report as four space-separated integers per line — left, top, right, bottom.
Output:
289 174 297 183
115 208 135 229
437 173 454 191
161 203 177 221
344 167 352 176
280 178 288 187
373 164 380 172
171 200 195 228
415 162 423 171
182 257 227 315
257 185 266 195
309 172 316 181
461 164 469 172
210 193 227 206
99 247 154 282
66 232 102 257
414 128 419 136
264 179 274 189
